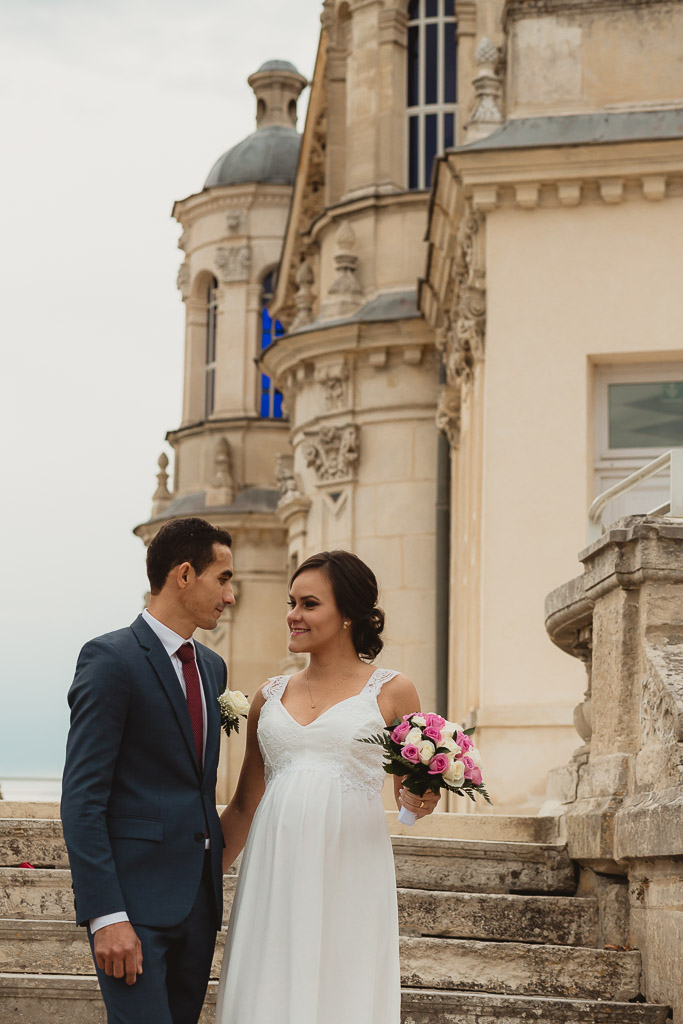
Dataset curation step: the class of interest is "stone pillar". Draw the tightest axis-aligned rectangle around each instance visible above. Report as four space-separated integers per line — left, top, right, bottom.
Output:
545 516 683 1020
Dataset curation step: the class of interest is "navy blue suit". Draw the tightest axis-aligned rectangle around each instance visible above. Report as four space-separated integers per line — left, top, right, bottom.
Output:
61 614 226 1023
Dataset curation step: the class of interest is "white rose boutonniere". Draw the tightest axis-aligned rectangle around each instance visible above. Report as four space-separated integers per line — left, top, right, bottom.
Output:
218 688 250 737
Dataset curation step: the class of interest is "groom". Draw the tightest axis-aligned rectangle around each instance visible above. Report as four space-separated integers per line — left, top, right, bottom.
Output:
61 516 235 1024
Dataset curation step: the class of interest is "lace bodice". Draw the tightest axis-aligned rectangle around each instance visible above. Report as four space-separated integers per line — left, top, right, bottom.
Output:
257 668 399 797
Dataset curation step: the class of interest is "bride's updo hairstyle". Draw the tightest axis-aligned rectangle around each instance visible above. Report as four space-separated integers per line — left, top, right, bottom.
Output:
290 550 385 662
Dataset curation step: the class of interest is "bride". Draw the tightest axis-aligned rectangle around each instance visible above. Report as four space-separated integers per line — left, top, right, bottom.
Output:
215 550 439 1024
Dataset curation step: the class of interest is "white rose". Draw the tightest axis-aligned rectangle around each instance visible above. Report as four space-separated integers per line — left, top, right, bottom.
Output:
443 758 465 786
405 727 423 746
440 719 462 739
417 740 436 764
411 714 427 728
469 747 482 768
439 737 461 756
222 689 250 716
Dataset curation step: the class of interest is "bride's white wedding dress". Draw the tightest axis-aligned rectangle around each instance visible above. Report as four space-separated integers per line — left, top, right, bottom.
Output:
215 668 401 1024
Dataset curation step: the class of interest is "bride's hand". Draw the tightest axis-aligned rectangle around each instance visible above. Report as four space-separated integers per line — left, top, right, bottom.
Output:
399 788 440 819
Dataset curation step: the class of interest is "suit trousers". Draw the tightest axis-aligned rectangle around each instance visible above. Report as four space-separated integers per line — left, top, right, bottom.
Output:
88 853 218 1024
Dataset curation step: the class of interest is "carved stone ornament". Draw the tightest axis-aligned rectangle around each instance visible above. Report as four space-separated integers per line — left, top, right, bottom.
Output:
289 259 315 331
438 201 487 447
225 209 247 235
435 386 462 449
176 260 191 299
465 37 504 145
275 453 302 502
315 360 349 411
303 423 359 483
216 244 252 283
152 453 172 516
324 220 362 318
206 437 235 507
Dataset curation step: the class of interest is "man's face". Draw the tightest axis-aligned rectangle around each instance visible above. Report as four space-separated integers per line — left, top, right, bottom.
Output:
182 543 235 631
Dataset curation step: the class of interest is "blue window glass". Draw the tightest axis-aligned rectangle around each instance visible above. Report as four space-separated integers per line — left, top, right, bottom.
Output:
408 0 419 18
409 116 419 190
425 113 437 185
407 25 419 106
444 111 454 150
259 271 284 419
425 0 438 16
444 0 454 14
425 23 438 105
444 23 456 102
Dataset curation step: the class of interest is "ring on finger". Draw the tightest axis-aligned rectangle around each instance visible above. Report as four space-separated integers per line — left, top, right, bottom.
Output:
419 800 425 808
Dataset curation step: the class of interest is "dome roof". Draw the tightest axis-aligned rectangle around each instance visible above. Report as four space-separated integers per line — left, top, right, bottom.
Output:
203 124 301 188
256 59 301 74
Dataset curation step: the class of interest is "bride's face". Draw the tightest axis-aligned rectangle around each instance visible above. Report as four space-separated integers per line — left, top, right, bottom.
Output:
287 569 347 654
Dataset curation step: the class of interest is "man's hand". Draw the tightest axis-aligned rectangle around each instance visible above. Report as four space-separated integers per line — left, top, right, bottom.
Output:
400 787 440 819
93 922 143 985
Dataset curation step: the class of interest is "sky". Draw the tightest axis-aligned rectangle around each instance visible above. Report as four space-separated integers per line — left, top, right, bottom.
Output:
0 0 320 780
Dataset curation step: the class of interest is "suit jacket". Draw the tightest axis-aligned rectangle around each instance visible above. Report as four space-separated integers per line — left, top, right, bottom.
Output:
60 614 226 929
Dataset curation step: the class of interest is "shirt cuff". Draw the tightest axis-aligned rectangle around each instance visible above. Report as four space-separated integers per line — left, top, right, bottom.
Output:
90 911 130 934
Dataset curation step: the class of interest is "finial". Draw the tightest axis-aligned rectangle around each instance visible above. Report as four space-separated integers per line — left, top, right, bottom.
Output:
152 453 172 516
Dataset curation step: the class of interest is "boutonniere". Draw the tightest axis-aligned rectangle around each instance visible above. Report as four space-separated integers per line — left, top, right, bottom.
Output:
218 688 250 737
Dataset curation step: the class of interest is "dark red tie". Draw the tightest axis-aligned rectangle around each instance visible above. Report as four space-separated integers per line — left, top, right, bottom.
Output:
176 643 203 768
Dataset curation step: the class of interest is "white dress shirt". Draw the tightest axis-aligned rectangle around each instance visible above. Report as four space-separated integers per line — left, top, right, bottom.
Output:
90 610 209 935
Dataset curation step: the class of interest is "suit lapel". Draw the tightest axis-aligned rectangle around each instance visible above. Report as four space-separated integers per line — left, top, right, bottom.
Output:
131 615 201 778
196 644 220 774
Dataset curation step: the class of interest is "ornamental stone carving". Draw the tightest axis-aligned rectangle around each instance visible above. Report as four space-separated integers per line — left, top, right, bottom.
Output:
324 221 362 318
315 360 349 410
225 209 247 235
289 259 315 331
465 38 504 145
206 437 235 507
435 385 462 449
176 260 191 299
152 453 172 517
303 423 359 483
216 244 252 283
275 453 302 501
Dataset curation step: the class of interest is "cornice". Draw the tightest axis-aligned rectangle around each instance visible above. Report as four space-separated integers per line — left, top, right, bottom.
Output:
503 0 677 29
173 185 292 227
305 189 430 244
167 416 290 446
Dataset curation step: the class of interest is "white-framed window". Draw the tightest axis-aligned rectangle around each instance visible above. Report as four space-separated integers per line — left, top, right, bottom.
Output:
204 277 218 418
594 362 683 521
406 0 458 190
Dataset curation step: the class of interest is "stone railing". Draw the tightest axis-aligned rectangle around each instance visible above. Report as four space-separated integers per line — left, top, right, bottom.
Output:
545 516 683 1021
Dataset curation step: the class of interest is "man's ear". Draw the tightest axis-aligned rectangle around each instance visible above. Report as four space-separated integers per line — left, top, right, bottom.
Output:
174 561 194 589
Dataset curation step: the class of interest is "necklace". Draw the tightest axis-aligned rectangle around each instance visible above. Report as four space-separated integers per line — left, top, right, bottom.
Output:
305 665 355 709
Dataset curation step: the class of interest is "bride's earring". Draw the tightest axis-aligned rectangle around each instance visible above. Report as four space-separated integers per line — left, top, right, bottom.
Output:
343 621 349 630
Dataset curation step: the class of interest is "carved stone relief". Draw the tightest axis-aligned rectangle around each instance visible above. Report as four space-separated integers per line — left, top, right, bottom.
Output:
225 209 247 235
216 245 252 283
315 360 349 411
302 423 359 483
176 261 191 299
289 259 315 331
206 437 235 507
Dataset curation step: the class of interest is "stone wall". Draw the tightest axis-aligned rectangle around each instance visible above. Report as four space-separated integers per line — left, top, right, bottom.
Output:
545 516 683 1021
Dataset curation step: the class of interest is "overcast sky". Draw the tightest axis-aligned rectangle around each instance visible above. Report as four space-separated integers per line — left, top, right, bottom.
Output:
0 0 319 781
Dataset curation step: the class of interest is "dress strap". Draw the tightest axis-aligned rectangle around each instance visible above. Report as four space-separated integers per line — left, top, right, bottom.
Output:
262 675 291 702
362 668 400 698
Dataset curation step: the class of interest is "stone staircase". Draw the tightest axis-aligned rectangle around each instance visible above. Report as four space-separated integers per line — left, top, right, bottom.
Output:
0 808 671 1023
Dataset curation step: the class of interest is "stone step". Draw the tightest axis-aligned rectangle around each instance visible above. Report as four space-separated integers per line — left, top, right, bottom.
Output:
398 889 598 946
393 836 576 894
2 921 640 1001
0 804 561 844
399 936 641 1001
0 821 575 895
1 869 596 946
0 977 669 1024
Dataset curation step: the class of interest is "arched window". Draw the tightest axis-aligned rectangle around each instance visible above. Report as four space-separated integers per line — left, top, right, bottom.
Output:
205 276 218 418
407 0 457 190
260 271 284 418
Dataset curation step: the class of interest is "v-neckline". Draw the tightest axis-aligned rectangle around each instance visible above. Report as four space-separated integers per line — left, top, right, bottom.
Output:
278 669 381 729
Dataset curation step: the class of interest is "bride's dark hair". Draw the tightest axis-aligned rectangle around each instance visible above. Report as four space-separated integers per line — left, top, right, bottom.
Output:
290 550 385 661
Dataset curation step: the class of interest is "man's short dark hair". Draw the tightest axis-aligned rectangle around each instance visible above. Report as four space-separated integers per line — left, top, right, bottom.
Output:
146 517 233 594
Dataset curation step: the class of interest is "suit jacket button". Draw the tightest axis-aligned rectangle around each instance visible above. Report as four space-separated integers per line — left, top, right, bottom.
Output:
194 832 205 843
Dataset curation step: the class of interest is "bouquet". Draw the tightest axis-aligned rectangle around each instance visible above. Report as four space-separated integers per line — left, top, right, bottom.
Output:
360 712 491 825
218 688 250 738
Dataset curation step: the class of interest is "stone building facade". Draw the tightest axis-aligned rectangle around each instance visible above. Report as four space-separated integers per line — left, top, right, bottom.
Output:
137 0 683 814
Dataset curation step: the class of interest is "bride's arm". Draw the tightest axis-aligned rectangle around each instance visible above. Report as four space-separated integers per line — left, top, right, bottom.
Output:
220 687 267 872
379 673 440 820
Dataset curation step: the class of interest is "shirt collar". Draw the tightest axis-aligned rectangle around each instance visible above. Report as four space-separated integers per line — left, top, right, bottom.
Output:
142 608 195 659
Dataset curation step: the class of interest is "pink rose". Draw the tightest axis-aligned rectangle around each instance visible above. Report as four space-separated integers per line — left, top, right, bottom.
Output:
391 722 411 744
425 714 446 730
461 755 482 784
423 726 442 744
428 753 450 775
402 713 419 722
400 744 421 764
456 731 474 752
